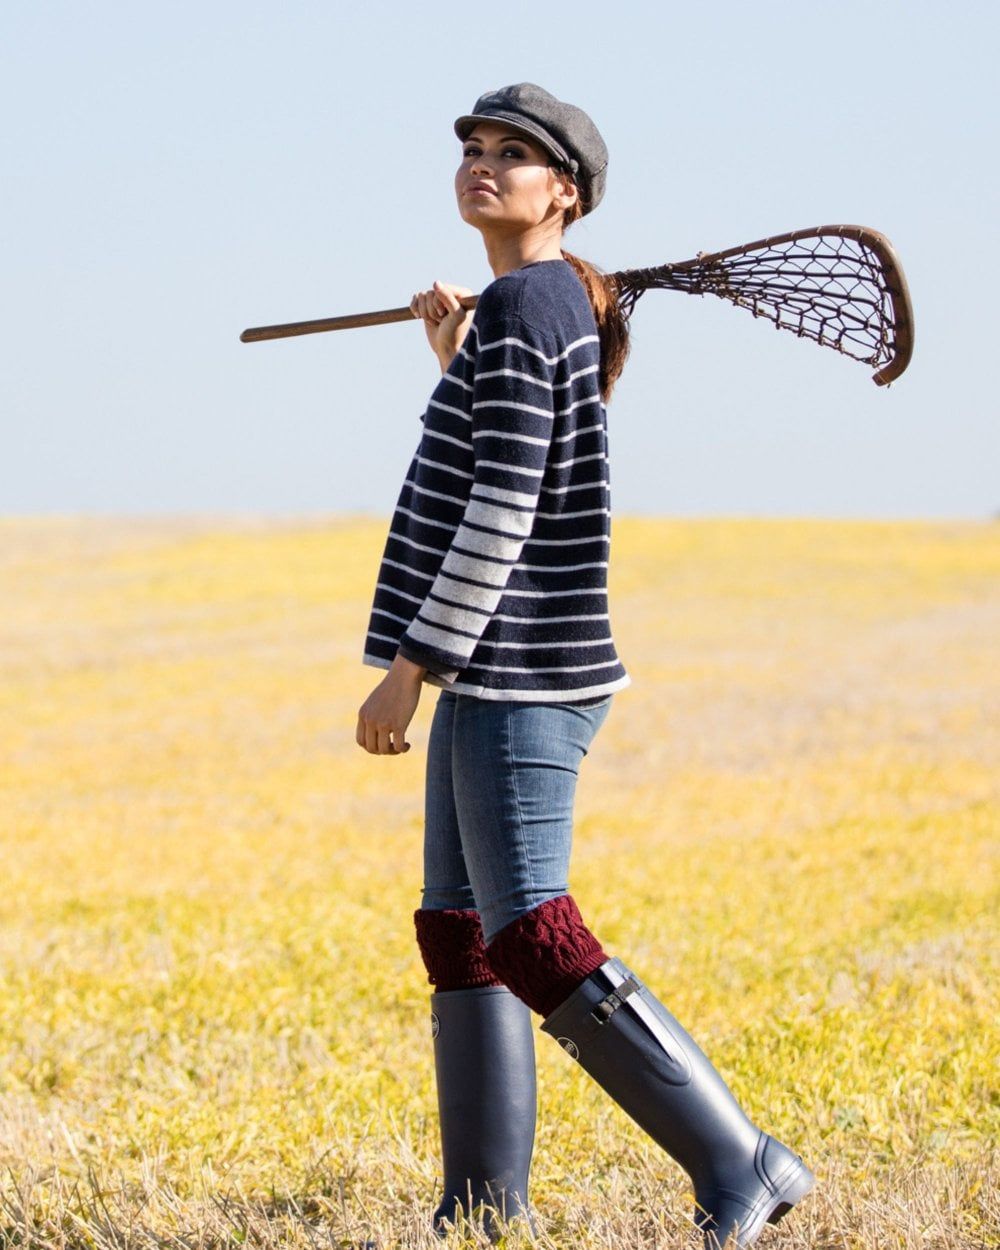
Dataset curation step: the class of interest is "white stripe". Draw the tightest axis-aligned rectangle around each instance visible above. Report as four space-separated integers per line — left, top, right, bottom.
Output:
389 531 451 559
435 581 607 600
487 611 609 623
554 333 601 360
428 398 472 421
422 427 476 452
413 456 474 483
478 636 614 650
395 504 462 534
557 393 602 417
474 367 554 390
367 630 403 647
455 515 533 555
470 482 546 508
421 572 506 614
417 597 497 635
515 559 608 571
464 658 622 675
440 372 473 392
374 580 424 605
551 421 604 445
405 477 471 507
435 676 630 702
471 398 555 419
553 363 600 389
534 506 609 520
545 450 607 471
523 534 608 548
473 332 553 363
442 547 522 586
464 497 530 532
539 480 607 496
405 617 477 653
473 327 600 365
472 427 552 448
475 458 545 478
380 556 433 582
370 606 412 627
461 499 535 538
486 585 607 598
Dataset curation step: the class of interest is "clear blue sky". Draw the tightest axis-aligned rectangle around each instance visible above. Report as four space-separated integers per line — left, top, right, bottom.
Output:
2 1 997 520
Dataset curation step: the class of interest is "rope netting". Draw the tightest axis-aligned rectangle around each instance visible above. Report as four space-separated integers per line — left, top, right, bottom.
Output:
613 227 910 379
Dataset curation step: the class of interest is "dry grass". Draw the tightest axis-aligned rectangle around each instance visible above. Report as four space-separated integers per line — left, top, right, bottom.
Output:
0 514 997 1249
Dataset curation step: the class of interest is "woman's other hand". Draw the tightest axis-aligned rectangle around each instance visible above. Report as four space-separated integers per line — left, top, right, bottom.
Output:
410 280 474 371
356 656 424 755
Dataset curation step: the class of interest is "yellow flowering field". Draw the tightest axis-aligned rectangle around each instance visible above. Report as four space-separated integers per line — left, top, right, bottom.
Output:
0 515 996 1249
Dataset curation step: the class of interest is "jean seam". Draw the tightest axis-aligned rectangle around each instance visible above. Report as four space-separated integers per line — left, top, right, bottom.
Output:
422 691 475 912
504 699 535 902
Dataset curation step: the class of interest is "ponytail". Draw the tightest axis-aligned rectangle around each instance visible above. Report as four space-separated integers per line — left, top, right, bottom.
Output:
560 195 631 405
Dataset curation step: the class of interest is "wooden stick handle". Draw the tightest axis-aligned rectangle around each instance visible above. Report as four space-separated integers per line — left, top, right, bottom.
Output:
239 293 481 342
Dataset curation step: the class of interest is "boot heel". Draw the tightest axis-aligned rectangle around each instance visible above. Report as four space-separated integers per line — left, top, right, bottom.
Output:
765 1161 816 1225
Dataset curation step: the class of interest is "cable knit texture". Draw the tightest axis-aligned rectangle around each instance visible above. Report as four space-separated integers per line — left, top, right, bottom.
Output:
413 907 504 991
484 894 609 1018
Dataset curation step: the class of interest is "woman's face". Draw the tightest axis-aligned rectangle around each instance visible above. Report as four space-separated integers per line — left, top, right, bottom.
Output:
455 119 577 231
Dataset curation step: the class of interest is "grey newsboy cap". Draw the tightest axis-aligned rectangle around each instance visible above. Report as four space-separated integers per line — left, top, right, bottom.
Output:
454 82 608 215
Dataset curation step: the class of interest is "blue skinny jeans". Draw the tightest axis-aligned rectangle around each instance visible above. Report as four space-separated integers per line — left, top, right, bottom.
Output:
420 689 614 945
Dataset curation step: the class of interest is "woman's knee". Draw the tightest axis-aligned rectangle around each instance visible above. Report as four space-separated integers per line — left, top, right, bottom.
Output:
420 882 477 913
413 905 504 992
483 893 609 1018
478 887 571 946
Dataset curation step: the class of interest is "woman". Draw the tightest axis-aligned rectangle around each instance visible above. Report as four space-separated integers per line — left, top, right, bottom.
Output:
356 83 815 1249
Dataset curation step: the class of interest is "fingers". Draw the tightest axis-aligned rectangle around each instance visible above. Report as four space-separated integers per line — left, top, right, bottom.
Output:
433 281 475 317
431 287 454 316
410 291 442 323
410 287 445 323
356 714 410 756
436 281 474 302
432 281 461 316
409 281 472 322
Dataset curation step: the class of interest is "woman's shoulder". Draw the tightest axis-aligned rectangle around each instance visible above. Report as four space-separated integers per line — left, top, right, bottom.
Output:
476 259 591 343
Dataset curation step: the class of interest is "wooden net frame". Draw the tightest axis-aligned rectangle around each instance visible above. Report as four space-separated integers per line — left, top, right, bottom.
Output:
612 224 914 386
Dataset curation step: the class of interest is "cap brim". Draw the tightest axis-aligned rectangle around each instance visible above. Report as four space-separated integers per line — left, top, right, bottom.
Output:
453 111 571 167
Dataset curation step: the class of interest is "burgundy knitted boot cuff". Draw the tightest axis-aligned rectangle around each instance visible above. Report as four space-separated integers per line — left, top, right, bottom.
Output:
484 894 609 1019
413 908 504 992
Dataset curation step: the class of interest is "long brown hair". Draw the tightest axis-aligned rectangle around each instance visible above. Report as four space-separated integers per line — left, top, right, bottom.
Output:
559 194 631 405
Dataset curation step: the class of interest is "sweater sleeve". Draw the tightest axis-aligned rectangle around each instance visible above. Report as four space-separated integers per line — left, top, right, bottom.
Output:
395 303 559 681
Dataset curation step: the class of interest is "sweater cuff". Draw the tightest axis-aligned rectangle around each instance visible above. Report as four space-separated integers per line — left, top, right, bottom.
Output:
396 640 462 684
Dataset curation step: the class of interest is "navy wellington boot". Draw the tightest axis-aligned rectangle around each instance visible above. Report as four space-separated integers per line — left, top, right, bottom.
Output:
429 984 538 1241
541 958 815 1249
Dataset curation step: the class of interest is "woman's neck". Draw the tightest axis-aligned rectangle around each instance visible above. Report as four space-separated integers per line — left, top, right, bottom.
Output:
482 230 565 279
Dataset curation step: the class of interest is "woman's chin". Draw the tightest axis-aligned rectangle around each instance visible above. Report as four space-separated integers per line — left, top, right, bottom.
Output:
459 203 520 234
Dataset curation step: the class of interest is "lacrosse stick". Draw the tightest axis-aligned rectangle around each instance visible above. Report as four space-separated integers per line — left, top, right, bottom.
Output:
239 224 913 386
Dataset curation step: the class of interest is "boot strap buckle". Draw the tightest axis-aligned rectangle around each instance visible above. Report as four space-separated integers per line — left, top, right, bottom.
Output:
591 975 642 1023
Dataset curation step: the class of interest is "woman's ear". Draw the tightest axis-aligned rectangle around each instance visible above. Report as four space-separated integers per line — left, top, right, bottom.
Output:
552 169 579 213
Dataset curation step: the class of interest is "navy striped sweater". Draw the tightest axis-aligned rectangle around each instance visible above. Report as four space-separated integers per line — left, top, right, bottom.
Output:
362 257 631 703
